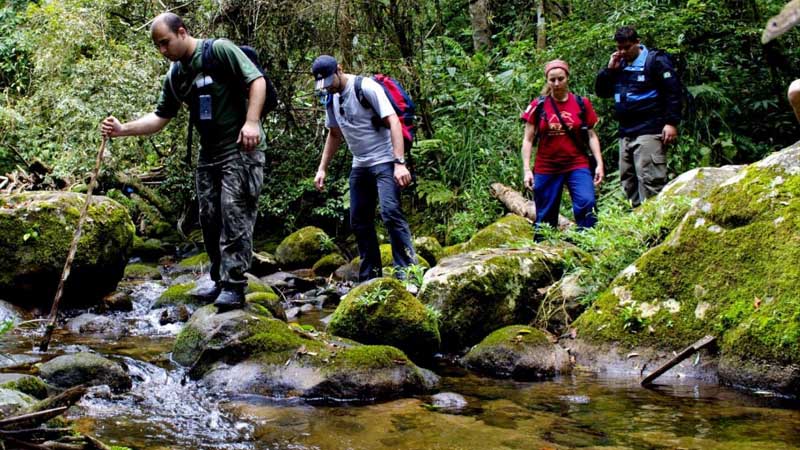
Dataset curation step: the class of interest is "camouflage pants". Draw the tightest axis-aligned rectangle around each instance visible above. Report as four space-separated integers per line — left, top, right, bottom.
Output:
619 134 667 207
196 150 264 289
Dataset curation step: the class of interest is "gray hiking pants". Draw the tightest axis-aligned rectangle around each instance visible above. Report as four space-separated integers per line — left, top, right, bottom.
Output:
619 134 667 207
196 150 264 289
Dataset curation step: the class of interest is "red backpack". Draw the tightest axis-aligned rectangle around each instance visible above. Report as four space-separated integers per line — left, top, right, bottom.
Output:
354 74 416 152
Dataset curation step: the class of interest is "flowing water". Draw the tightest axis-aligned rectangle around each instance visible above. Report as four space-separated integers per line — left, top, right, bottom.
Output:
2 278 799 450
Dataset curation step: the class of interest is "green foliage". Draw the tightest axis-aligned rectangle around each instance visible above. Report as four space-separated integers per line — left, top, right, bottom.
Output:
355 285 392 308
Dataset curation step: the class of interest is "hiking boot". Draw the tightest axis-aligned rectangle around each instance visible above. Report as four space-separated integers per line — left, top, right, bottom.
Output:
190 282 222 303
213 288 245 311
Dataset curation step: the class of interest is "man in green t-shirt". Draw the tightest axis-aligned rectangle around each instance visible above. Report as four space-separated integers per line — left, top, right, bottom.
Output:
100 13 266 309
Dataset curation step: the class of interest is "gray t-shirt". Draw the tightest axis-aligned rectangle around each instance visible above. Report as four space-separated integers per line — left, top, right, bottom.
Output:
325 76 395 168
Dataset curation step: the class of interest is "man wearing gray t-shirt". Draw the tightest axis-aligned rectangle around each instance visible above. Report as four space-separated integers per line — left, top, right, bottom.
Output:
311 55 417 282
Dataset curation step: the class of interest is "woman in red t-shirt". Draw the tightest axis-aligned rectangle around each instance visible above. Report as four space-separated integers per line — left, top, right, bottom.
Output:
520 59 605 236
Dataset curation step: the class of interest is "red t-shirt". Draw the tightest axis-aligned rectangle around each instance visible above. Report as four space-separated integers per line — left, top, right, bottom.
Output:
520 93 598 174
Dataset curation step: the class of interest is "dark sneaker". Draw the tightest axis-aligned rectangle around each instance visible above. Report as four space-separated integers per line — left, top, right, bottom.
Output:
213 289 245 310
190 282 222 303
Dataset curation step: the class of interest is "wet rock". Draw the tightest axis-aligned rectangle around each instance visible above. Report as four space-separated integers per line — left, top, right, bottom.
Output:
245 276 286 321
39 352 132 393
285 307 300 320
328 278 440 360
0 387 36 416
414 236 443 266
573 144 800 395
441 214 533 258
463 326 570 380
250 251 279 277
261 271 318 295
334 261 359 282
0 374 48 399
0 354 41 371
431 392 468 411
0 191 134 308
101 291 134 312
174 305 439 403
275 226 333 269
154 281 196 308
537 273 586 334
131 236 166 262
159 306 190 325
66 313 124 337
419 246 568 351
0 299 28 324
173 252 211 275
312 253 347 277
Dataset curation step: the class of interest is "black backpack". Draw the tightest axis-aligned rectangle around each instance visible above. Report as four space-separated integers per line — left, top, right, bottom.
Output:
530 94 599 172
167 38 279 165
644 48 694 118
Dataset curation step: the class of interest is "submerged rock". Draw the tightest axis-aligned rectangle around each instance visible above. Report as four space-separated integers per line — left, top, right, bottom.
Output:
0 191 134 308
39 352 132 393
462 326 570 380
430 392 468 412
574 145 800 395
419 246 567 351
328 278 440 359
173 304 438 403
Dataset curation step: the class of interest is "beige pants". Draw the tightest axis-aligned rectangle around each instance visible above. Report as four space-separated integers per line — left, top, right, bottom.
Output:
619 134 667 207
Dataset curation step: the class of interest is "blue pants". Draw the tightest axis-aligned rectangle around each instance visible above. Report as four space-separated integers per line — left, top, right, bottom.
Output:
534 168 597 233
350 162 417 282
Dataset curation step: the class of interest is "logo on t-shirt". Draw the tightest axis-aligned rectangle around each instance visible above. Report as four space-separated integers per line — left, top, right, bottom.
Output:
546 111 575 136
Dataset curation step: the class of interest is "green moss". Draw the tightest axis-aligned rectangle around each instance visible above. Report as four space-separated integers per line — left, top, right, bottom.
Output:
413 236 443 266
328 278 440 356
123 263 161 280
477 325 550 348
154 282 195 307
327 345 410 371
275 226 331 268
439 215 533 258
0 376 48 399
172 325 205 366
312 253 347 276
246 291 282 319
177 252 210 269
244 317 323 357
574 163 800 364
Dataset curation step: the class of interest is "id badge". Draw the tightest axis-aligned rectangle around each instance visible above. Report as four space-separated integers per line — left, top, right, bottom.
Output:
199 94 213 121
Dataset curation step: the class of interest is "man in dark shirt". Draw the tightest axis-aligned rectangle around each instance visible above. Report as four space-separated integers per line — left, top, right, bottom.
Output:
595 26 682 207
100 13 266 309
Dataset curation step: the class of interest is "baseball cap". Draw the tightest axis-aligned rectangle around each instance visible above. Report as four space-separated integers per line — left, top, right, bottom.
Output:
312 55 338 91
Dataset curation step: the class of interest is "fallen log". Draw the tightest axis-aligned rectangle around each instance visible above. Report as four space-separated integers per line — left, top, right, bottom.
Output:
0 427 72 441
489 182 573 230
25 386 87 415
641 335 716 387
0 407 67 430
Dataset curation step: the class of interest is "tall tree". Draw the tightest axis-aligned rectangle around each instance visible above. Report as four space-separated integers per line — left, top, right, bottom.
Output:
469 0 492 51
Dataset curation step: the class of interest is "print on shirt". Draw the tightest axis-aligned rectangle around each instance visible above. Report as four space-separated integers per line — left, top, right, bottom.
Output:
545 110 575 135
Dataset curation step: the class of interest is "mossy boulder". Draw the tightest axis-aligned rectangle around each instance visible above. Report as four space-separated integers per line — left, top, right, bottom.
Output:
413 236 443 266
574 145 800 395
250 251 279 277
0 191 135 308
0 374 48 399
351 244 431 270
174 252 211 273
441 214 533 257
39 352 132 393
463 326 570 380
131 236 166 261
328 278 440 359
275 226 333 269
154 281 196 308
123 263 162 280
659 165 744 202
312 253 347 277
173 304 438 403
419 246 567 351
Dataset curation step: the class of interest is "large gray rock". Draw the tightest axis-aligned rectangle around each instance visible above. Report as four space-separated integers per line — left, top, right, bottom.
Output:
173 305 439 403
659 165 744 201
0 387 35 416
574 144 800 395
0 191 134 308
39 352 131 393
419 246 568 351
463 326 570 380
66 313 124 337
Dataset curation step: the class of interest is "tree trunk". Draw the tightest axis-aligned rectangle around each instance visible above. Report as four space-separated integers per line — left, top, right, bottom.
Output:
536 0 546 49
490 183 573 230
469 0 492 51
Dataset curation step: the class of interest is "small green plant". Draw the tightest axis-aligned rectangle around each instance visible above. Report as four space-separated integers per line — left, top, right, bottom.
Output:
0 319 13 336
620 302 646 333
356 285 392 308
22 225 39 243
400 264 427 289
319 234 336 253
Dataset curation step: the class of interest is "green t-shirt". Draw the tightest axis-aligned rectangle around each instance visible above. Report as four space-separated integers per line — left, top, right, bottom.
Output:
155 38 266 165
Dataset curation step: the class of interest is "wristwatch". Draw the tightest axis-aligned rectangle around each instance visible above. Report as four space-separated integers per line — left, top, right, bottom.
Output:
393 157 406 165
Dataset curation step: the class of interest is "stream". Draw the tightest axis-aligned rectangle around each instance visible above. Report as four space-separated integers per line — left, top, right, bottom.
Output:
1 277 799 450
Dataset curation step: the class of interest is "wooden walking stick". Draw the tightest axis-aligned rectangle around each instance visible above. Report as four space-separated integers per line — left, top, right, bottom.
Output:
39 136 108 352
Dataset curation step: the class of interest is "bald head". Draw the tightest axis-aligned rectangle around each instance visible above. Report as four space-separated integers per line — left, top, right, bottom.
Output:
150 12 189 36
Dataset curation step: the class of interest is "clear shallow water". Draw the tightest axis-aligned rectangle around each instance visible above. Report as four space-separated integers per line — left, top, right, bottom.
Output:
1 280 798 450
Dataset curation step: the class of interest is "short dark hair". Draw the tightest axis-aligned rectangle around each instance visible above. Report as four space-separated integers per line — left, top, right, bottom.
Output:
614 26 639 42
151 13 189 35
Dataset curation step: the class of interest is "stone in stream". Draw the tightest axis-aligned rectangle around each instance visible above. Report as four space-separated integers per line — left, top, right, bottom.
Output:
0 191 134 309
39 352 132 393
275 226 334 269
572 144 800 396
311 253 347 278
172 304 438 403
0 374 49 399
430 392 468 412
66 313 124 337
418 246 570 351
0 387 36 416
462 326 570 380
